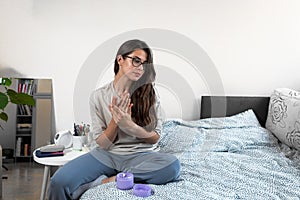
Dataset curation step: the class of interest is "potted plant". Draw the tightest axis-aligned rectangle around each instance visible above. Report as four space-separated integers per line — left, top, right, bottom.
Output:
0 78 35 129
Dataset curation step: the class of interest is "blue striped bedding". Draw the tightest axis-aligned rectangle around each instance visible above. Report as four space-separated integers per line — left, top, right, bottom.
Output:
80 110 300 200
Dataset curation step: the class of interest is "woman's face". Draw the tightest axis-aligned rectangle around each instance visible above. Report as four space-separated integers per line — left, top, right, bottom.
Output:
117 49 147 82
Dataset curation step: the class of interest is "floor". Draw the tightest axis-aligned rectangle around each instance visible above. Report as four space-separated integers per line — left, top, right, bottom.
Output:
2 161 44 200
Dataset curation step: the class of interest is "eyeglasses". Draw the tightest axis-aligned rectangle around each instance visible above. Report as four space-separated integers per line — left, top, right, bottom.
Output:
124 56 148 68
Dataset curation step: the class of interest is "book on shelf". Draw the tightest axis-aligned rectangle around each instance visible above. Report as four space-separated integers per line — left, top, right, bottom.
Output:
16 137 22 156
17 123 32 129
18 105 32 115
18 105 25 115
18 79 34 95
24 144 29 156
15 137 31 157
24 105 32 115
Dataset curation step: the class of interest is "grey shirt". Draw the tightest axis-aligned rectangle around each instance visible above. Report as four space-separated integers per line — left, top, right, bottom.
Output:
89 81 163 155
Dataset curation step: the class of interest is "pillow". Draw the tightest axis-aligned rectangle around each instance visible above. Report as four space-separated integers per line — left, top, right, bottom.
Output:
265 88 300 150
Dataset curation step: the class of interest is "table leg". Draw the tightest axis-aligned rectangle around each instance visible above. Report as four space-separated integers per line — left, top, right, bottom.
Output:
40 165 50 200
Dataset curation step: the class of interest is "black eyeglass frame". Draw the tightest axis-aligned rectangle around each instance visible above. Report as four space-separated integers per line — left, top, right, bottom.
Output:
124 56 148 68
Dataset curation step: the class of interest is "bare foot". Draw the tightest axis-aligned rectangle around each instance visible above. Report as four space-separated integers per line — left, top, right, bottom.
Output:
101 176 116 184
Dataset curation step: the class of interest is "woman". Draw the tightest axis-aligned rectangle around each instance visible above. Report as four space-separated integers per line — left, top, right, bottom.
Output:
48 39 180 200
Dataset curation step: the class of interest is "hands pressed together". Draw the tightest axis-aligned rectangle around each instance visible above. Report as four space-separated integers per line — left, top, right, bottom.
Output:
108 91 157 141
109 91 134 132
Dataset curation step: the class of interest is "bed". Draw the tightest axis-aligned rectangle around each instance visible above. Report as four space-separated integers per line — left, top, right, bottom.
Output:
80 96 300 200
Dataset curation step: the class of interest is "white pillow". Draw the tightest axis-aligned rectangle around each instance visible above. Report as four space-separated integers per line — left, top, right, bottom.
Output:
265 88 300 150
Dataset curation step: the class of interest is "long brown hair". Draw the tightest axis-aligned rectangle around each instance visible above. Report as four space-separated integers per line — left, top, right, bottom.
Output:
114 39 157 131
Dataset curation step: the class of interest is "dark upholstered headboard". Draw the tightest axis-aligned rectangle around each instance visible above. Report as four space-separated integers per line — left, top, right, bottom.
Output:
200 96 270 127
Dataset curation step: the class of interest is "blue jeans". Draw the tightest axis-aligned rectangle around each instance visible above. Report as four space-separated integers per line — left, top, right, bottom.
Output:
48 152 180 200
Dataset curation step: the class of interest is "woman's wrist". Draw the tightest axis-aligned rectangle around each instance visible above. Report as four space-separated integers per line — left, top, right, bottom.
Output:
123 122 156 139
96 119 118 149
109 119 118 128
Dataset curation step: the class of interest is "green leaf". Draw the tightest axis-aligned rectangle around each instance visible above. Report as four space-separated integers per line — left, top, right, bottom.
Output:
7 89 35 106
0 112 8 122
0 92 9 110
0 78 12 87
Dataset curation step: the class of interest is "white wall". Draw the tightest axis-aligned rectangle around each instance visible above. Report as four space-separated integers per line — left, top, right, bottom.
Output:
0 0 299 131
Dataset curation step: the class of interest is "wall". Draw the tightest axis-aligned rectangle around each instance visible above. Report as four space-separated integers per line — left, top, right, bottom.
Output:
0 0 299 131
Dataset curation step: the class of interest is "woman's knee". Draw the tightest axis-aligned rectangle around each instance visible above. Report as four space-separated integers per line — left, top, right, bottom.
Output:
49 172 70 191
145 158 181 185
168 158 181 181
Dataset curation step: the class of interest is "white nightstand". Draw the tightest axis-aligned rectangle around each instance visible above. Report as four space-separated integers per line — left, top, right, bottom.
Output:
33 147 89 200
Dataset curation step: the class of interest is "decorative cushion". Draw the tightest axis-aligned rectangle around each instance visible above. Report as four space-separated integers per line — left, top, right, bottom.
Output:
265 88 300 150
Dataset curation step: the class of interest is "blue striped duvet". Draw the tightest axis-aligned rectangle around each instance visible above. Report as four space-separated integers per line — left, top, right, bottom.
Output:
81 110 300 200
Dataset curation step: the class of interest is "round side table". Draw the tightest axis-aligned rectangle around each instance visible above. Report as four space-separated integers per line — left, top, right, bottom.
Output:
33 147 89 200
